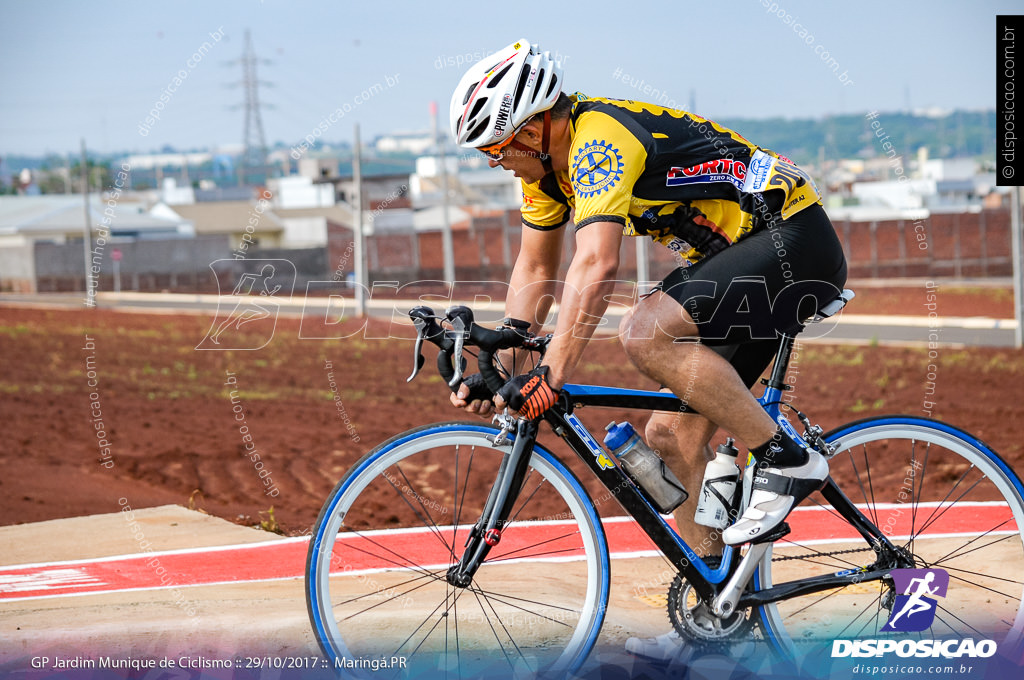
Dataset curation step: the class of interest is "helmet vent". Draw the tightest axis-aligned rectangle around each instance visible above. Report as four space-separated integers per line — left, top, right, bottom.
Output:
468 97 488 121
532 68 546 103
466 117 491 144
545 73 558 98
486 62 515 87
513 64 530 110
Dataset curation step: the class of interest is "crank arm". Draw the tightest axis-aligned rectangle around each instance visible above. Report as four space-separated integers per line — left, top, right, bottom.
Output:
711 542 770 617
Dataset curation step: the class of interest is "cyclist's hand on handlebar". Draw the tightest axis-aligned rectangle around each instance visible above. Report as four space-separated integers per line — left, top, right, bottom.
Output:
494 366 561 420
449 373 496 417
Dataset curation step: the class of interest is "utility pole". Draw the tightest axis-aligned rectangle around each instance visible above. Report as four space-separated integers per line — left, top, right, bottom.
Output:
431 101 455 284
80 139 93 306
1012 186 1023 348
353 124 366 318
635 237 649 289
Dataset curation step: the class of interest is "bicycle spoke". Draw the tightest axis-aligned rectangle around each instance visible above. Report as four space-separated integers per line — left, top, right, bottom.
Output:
913 464 978 537
452 444 461 568
914 476 988 543
454 578 462 678
478 587 530 670
943 567 1024 602
468 585 583 616
400 585 469 660
506 470 546 526
833 591 883 639
862 444 880 530
761 423 1024 658
332 569 439 609
392 463 455 559
491 529 582 560
470 588 520 672
933 605 987 639
909 439 929 558
337 529 442 579
845 445 878 528
781 585 852 620
468 585 576 629
487 544 587 563
930 518 1016 565
803 493 848 524
339 571 448 623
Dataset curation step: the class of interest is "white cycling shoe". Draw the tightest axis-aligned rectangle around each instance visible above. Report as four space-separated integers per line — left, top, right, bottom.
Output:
722 448 829 545
624 630 683 662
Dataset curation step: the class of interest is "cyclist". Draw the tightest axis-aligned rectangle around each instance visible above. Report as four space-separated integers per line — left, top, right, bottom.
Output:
448 39 847 659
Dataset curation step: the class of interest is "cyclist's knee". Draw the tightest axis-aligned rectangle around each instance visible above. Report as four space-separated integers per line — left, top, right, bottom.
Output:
644 412 698 456
617 310 643 357
617 305 665 357
644 415 678 455
646 411 714 461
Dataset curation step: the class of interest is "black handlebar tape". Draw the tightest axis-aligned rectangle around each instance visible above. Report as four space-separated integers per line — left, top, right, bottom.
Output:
436 347 457 392
477 349 506 394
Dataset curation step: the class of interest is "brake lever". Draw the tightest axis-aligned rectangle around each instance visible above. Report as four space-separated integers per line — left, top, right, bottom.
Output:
406 317 428 383
448 314 468 388
445 306 476 389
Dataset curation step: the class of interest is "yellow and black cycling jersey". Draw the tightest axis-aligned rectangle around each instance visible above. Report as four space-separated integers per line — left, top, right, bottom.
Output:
520 93 821 264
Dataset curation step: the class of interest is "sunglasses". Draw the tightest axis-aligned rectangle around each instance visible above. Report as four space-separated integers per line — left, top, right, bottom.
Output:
478 126 524 161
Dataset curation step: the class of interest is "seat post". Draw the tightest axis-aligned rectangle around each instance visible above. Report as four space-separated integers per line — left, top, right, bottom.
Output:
764 333 796 392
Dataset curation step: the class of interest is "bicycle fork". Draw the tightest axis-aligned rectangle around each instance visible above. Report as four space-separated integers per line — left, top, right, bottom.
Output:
446 417 539 588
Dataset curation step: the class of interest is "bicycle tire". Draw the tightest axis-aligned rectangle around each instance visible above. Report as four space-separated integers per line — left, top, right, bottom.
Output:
754 416 1024 659
305 422 610 677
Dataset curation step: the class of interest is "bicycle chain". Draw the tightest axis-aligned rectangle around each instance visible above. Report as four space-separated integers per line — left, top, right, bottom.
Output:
769 545 897 646
770 545 876 562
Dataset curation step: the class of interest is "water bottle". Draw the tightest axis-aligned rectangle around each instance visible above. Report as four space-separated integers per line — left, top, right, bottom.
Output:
694 439 741 529
604 421 688 514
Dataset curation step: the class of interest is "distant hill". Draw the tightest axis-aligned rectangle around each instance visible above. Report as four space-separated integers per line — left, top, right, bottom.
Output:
717 110 996 166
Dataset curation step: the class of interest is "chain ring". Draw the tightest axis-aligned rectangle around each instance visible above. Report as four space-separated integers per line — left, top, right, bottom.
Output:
667 556 755 642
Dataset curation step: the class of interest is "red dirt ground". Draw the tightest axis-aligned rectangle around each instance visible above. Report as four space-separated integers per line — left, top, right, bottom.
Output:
848 284 1014 318
1 301 1021 536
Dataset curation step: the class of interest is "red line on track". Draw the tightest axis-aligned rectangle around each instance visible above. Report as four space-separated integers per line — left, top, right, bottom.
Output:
0 504 1013 601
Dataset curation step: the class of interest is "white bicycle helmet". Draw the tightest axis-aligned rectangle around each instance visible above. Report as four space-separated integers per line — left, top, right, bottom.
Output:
449 39 563 150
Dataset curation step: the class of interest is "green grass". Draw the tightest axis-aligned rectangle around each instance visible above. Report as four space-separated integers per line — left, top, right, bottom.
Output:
0 323 33 337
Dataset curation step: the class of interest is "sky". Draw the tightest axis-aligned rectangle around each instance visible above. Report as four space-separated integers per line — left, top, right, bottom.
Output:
0 0 1016 157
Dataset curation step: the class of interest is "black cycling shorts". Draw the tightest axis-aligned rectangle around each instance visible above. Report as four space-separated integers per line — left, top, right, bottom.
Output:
654 200 847 387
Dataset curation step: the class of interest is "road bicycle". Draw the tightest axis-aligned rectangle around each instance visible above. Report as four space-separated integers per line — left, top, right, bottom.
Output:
305 289 1024 677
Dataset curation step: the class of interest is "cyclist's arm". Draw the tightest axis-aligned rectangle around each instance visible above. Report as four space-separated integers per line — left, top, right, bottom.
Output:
502 222 565 374
450 222 564 413
538 220 622 389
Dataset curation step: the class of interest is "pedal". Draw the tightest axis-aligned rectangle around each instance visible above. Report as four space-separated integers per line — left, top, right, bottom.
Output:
750 521 791 545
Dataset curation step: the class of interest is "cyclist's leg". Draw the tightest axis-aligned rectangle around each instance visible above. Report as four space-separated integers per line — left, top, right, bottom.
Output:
644 406 720 553
620 292 777 452
643 333 780 553
621 203 847 544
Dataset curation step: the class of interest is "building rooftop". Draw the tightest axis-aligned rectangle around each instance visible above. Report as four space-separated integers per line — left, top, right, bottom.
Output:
161 200 285 235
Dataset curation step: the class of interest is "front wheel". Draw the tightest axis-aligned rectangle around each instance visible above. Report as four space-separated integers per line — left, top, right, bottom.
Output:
756 416 1024 658
305 422 610 678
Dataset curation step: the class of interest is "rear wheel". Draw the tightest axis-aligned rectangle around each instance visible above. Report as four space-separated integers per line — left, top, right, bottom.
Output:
756 416 1024 658
306 422 610 677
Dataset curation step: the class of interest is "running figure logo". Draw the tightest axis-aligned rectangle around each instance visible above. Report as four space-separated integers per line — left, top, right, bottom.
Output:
197 259 296 350
882 568 949 632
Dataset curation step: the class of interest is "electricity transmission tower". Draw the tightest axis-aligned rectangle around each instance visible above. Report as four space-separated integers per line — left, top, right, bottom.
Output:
228 29 272 185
